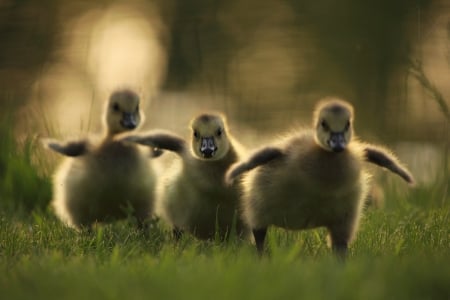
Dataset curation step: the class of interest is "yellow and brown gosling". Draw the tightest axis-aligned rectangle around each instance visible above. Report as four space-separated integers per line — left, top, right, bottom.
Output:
226 98 414 257
122 113 250 241
44 89 157 230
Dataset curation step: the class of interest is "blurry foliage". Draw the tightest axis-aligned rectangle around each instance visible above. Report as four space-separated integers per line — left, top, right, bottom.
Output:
0 0 58 104
0 0 59 212
164 0 236 88
0 0 448 212
0 0 440 129
0 111 51 213
166 0 427 90
0 0 110 108
163 0 435 131
407 49 449 205
409 58 450 121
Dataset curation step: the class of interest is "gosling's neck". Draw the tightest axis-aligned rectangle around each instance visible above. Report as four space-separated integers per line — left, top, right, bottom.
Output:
103 128 122 142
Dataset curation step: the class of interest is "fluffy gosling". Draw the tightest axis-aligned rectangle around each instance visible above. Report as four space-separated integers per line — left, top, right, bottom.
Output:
226 98 414 257
45 89 157 229
122 113 249 241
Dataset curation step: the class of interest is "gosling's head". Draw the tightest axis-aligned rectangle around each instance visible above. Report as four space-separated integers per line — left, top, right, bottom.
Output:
104 89 142 136
190 113 230 160
313 98 354 153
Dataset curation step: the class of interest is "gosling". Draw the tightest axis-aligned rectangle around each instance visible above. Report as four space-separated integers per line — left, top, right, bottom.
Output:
122 113 249 241
45 89 157 230
226 98 414 257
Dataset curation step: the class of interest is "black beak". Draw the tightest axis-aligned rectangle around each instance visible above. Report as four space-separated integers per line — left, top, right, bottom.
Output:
121 112 138 130
328 132 346 152
200 137 217 158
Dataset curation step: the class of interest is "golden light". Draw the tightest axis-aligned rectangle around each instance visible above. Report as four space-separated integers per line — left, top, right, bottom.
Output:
87 3 166 96
27 1 167 137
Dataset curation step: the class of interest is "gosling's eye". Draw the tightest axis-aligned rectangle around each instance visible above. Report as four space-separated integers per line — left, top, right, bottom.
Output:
216 128 223 137
321 120 330 131
193 130 199 138
112 103 120 112
344 121 350 131
135 104 139 112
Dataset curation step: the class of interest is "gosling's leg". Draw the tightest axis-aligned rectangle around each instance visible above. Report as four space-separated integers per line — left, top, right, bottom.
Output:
253 227 267 256
77 222 94 234
173 227 184 241
136 218 151 235
327 223 353 260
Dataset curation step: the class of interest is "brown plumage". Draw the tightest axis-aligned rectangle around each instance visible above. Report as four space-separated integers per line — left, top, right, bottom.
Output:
44 89 156 229
122 113 250 240
226 98 414 257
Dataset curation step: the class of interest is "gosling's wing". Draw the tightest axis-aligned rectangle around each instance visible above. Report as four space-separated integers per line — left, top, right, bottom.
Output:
225 146 285 185
43 139 88 157
364 145 415 185
121 131 187 155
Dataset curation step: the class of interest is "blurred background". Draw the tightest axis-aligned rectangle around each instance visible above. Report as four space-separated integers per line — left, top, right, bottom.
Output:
0 0 449 210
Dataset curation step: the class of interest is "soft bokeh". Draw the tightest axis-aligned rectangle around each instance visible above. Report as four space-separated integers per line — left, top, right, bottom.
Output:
1 0 449 186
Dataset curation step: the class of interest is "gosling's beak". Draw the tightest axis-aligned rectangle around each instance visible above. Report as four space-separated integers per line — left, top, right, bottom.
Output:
200 137 217 158
328 132 347 152
121 112 138 130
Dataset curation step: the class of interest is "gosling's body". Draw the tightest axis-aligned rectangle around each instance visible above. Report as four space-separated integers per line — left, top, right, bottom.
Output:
243 130 369 253
52 138 155 228
244 130 366 231
47 89 156 229
159 139 245 240
123 113 249 240
227 98 414 255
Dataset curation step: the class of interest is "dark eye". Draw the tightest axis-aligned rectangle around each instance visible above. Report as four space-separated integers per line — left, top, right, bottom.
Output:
345 121 350 131
112 103 120 112
321 120 330 131
135 104 139 112
193 130 199 138
216 128 223 137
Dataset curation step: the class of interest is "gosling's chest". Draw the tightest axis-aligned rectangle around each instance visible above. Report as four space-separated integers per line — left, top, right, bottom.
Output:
89 143 143 173
290 147 362 189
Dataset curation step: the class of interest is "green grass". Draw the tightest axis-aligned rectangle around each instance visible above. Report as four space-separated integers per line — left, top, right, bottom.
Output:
0 207 449 300
0 115 51 213
0 111 449 300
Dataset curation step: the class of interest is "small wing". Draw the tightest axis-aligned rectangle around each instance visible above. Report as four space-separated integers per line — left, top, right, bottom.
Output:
364 145 415 185
225 146 284 185
43 139 88 157
121 131 187 155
